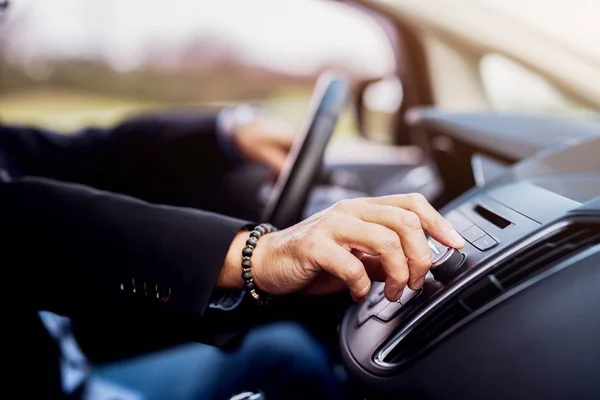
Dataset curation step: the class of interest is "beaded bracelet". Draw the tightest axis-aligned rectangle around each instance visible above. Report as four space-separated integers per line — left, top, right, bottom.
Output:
241 223 277 305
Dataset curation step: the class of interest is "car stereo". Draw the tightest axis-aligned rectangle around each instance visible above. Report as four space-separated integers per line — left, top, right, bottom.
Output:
339 135 600 399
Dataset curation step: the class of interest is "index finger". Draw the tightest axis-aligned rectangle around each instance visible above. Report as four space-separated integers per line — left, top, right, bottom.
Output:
365 194 466 249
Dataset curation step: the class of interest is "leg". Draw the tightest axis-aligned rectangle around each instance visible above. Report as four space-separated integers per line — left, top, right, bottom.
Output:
90 322 343 400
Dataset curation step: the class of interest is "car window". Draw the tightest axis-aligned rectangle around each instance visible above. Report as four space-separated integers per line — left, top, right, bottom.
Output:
480 53 597 116
478 0 600 65
0 0 395 136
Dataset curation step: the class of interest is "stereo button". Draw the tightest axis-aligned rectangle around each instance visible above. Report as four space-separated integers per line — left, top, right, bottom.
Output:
377 302 403 321
376 288 423 321
461 225 486 243
357 297 388 325
473 235 497 251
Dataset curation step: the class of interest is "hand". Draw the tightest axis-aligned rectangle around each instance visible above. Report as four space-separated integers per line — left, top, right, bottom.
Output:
218 194 466 302
232 118 295 174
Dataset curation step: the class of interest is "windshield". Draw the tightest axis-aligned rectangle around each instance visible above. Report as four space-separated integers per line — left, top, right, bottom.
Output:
477 0 600 66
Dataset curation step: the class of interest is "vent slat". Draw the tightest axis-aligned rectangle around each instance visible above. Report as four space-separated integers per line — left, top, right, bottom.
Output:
383 302 468 362
460 275 504 311
383 222 600 365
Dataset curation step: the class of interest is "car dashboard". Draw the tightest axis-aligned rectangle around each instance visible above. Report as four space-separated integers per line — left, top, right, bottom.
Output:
339 132 600 399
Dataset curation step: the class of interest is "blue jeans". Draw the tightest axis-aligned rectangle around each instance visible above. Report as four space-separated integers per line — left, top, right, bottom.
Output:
89 322 343 400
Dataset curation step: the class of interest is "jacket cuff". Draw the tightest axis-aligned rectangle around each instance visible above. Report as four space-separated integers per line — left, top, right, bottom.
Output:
216 105 259 165
163 209 250 317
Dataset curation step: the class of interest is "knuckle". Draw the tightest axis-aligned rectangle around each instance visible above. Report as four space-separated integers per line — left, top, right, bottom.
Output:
345 264 364 282
379 206 399 222
332 199 353 212
412 252 433 268
355 280 371 298
394 269 410 287
319 212 344 231
407 192 427 205
379 230 401 250
400 210 421 229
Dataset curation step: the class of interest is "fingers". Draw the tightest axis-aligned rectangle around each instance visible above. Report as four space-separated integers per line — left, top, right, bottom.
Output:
353 204 432 290
356 253 387 282
314 240 371 301
327 216 409 301
287 193 463 302
364 194 465 249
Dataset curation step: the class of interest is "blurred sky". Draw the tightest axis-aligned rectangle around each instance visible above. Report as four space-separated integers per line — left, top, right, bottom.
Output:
3 0 599 114
478 0 600 64
1 0 395 77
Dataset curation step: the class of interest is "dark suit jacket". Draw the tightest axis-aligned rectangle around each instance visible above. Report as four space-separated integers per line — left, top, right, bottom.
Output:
0 110 252 398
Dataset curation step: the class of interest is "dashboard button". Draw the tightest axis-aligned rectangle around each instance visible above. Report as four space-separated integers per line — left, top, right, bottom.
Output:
461 225 486 243
377 302 403 321
376 288 422 322
472 235 497 251
357 298 388 325
399 288 422 305
446 211 473 232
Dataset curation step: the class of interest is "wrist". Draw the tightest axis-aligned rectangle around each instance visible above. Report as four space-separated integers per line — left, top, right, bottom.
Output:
249 230 276 293
241 223 278 305
217 227 277 292
217 231 248 290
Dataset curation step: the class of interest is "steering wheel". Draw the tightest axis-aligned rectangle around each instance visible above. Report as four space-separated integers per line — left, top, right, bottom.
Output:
261 73 350 228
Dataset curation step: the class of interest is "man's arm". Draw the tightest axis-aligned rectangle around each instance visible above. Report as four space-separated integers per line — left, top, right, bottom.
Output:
0 177 248 324
0 110 232 205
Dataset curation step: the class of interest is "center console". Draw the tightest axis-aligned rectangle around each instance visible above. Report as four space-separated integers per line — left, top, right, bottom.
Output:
339 135 600 399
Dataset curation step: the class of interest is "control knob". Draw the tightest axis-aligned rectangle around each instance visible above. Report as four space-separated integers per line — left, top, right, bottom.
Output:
429 240 466 282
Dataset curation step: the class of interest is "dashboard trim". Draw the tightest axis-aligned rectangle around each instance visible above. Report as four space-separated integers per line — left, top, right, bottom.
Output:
373 219 572 369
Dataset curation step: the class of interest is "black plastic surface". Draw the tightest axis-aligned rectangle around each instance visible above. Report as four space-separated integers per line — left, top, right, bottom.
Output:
408 108 600 161
339 111 600 398
342 244 600 399
339 171 598 390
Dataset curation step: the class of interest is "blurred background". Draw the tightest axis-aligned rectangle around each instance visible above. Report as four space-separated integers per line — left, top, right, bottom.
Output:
0 0 395 137
1 0 599 145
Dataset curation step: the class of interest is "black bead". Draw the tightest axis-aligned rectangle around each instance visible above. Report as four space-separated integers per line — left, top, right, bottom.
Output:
255 226 266 234
246 237 258 247
242 259 252 268
244 281 255 290
261 224 272 233
242 271 253 281
250 230 261 239
242 247 253 258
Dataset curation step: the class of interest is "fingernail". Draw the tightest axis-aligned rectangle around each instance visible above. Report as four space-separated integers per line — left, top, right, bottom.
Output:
394 289 404 302
414 276 426 289
449 229 466 247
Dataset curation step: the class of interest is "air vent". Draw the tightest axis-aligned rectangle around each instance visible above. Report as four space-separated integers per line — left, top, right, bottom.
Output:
381 299 469 364
381 221 600 365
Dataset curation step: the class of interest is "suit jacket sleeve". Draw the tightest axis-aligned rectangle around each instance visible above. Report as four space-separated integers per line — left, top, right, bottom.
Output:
0 109 232 206
0 176 249 328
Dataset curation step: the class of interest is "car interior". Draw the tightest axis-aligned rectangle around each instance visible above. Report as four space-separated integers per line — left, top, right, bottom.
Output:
2 0 600 398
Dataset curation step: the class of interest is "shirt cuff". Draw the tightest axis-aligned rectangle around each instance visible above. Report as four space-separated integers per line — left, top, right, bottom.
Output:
216 104 258 166
209 290 246 311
